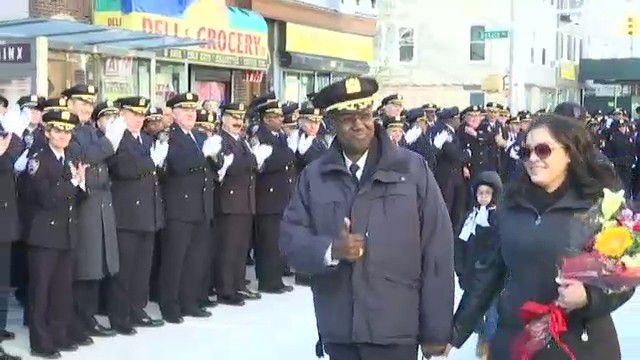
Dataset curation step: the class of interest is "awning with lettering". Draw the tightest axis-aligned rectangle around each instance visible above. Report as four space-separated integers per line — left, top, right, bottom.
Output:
0 18 205 51
94 0 270 71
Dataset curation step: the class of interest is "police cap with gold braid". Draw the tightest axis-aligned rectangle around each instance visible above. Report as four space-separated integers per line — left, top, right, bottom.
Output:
166 92 198 109
41 97 68 113
299 103 323 122
43 110 78 132
313 77 378 113
196 109 217 128
254 97 283 116
381 94 403 107
221 103 246 117
62 84 97 104
117 96 150 115
384 115 405 129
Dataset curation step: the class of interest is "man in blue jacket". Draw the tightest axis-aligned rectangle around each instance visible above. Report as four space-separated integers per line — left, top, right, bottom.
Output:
280 77 454 360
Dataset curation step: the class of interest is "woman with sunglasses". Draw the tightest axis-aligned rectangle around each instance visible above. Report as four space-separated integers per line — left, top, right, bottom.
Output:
448 113 634 359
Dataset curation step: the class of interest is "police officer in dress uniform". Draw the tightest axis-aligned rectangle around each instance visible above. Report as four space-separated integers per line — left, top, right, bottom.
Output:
403 107 437 170
159 93 215 323
0 115 23 360
17 95 46 154
383 114 406 147
293 105 330 169
251 97 297 294
62 84 119 341
460 105 494 181
193 109 220 309
422 103 439 126
282 101 299 138
482 102 507 173
432 107 468 231
213 102 258 306
26 111 90 359
143 106 169 305
106 97 165 334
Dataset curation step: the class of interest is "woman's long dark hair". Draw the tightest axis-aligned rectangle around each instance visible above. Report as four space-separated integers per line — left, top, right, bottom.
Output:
508 113 620 201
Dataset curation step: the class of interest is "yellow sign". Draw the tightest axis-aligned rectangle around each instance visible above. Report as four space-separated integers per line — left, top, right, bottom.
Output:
94 0 269 70
286 23 374 63
560 62 577 81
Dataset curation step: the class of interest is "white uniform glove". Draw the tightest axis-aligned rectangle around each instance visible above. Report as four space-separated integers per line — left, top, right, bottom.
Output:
404 126 422 145
217 153 235 182
105 116 127 152
252 143 273 169
433 130 452 150
202 134 222 158
298 134 315 155
14 148 29 173
509 145 521 160
287 130 300 152
150 140 169 167
2 108 29 137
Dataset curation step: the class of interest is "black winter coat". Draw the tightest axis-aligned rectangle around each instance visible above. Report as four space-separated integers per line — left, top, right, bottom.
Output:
0 134 24 242
451 185 634 359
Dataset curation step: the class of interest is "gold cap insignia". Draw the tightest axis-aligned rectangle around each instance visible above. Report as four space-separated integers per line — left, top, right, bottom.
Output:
186 93 193 100
59 98 66 106
208 114 214 122
30 95 38 101
239 104 245 111
139 98 146 106
345 78 361 94
88 85 95 94
106 100 113 107
314 109 320 115
61 111 70 120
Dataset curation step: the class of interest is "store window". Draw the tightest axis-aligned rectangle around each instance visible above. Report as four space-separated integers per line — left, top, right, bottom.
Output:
191 66 231 105
470 25 486 61
284 71 315 103
102 57 140 101
155 62 184 106
48 51 98 97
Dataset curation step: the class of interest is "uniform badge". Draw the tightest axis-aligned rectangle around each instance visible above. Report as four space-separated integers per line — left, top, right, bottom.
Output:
27 158 39 175
345 78 361 94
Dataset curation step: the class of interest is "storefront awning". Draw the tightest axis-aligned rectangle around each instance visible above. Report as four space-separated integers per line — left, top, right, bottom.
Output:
579 58 640 84
0 18 206 51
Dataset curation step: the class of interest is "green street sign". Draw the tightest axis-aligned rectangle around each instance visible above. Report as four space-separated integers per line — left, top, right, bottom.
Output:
481 30 509 40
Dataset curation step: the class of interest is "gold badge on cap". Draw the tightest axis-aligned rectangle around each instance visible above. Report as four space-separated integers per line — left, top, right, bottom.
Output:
239 104 245 111
59 98 66 106
61 111 70 120
30 95 38 101
106 100 113 107
345 78 361 94
314 109 320 115
208 114 214 122
186 93 193 101
88 85 95 94
139 98 146 106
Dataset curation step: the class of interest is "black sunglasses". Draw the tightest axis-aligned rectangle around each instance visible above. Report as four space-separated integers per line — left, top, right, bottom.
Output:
519 143 562 161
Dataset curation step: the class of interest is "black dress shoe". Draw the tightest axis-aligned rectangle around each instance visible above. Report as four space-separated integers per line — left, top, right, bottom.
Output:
113 325 137 336
218 295 245 306
183 308 212 318
259 285 294 294
30 349 61 359
162 315 184 324
57 343 78 352
86 323 117 337
238 287 261 300
0 330 14 341
133 316 165 328
199 298 218 308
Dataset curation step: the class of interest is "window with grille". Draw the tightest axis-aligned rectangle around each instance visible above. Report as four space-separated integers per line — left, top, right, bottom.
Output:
470 25 486 61
398 27 415 63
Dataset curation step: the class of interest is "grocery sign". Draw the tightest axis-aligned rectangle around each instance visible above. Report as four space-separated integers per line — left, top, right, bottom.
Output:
94 0 269 70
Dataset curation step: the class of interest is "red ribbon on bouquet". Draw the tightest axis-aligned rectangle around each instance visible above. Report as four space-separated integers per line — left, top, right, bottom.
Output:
512 301 576 360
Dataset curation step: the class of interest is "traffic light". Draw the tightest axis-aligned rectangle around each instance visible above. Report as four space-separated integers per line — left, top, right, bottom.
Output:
628 16 638 36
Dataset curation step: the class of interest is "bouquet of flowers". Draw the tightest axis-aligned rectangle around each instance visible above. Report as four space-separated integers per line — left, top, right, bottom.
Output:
513 189 640 360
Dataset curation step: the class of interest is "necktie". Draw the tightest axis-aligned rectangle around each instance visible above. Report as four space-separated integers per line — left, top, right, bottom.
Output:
349 163 360 184
59 157 64 166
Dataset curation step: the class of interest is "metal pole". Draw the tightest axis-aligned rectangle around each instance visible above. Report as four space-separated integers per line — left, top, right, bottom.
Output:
508 0 515 113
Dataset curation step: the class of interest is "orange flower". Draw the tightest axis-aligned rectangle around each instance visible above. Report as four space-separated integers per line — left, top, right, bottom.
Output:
594 226 633 258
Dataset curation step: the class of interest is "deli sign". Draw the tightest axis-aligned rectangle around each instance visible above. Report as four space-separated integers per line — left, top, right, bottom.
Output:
94 2 269 70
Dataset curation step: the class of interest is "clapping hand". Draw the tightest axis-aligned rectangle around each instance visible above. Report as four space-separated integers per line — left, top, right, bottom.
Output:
331 218 365 262
252 143 273 169
297 134 315 155
287 130 300 152
405 126 422 145
150 140 169 167
202 134 223 158
105 116 127 151
217 153 235 182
